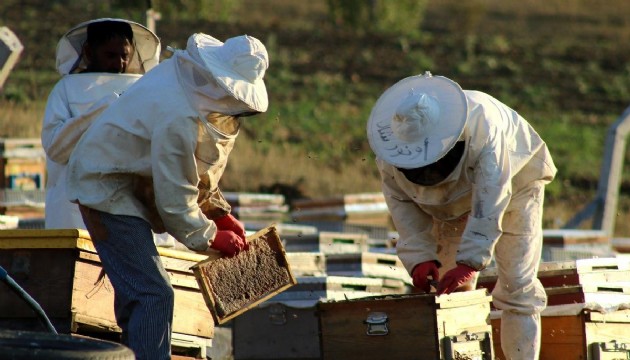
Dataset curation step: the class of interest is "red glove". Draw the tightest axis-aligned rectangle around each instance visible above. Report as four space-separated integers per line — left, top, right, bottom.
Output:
210 230 249 257
411 261 440 293
437 264 477 295
214 214 246 240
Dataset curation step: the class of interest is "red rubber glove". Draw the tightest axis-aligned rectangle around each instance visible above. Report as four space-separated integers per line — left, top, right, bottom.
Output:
214 214 246 240
411 261 440 293
437 264 477 295
210 230 248 257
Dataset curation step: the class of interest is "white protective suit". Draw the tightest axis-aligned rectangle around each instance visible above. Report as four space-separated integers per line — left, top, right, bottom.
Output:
65 35 254 251
377 90 556 360
41 18 160 229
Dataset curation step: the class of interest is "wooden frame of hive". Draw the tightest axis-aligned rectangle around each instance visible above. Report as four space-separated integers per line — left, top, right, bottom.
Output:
191 225 297 324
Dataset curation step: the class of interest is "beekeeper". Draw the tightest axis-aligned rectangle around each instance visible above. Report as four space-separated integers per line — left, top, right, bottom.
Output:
65 33 268 360
367 72 556 360
41 18 160 229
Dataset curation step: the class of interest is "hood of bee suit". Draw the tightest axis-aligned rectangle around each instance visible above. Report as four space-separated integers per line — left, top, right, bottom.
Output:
171 33 265 117
55 18 161 76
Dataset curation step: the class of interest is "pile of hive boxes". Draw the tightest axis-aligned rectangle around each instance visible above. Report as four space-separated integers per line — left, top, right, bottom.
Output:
232 206 411 359
477 256 630 359
0 138 46 222
0 228 215 358
225 192 495 360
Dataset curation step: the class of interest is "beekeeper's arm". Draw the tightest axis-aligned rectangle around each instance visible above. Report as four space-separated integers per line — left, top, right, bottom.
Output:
457 127 512 271
377 158 437 274
41 81 117 164
150 117 225 252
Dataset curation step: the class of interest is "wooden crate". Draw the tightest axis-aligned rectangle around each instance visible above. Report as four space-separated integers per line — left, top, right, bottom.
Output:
282 231 368 253
0 138 46 190
318 289 493 360
325 252 412 284
290 193 391 227
286 252 326 277
0 229 214 340
491 308 630 360
232 301 321 360
477 257 630 294
545 283 630 306
191 226 297 325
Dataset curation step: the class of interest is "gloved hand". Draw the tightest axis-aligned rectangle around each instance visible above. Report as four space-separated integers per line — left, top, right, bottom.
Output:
214 214 246 240
411 261 440 293
209 230 249 257
437 264 477 295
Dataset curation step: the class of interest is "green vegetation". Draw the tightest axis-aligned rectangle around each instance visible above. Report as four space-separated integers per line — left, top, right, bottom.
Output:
2 0 630 234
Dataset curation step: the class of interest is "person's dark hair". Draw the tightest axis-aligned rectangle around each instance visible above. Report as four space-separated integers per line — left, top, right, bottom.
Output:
86 20 133 47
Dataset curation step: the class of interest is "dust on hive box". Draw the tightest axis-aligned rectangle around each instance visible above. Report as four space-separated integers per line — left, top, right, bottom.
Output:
192 225 297 324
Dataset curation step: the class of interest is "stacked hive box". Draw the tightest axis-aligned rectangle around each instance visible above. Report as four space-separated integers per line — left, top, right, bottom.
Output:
290 192 392 228
224 192 288 224
541 229 616 262
477 257 630 359
0 229 214 358
231 205 410 360
0 138 46 219
318 289 494 360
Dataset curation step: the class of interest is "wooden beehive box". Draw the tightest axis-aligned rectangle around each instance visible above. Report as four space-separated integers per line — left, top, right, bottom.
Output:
282 231 368 253
318 289 493 360
325 251 412 285
491 298 630 359
191 225 297 325
0 229 214 340
477 257 630 294
232 300 322 360
285 252 326 276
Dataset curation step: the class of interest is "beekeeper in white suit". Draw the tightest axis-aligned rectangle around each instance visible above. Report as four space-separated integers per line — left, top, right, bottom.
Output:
368 72 556 360
41 18 160 229
65 33 267 359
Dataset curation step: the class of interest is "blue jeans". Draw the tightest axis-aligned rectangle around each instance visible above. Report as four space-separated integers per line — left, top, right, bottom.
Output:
80 206 174 360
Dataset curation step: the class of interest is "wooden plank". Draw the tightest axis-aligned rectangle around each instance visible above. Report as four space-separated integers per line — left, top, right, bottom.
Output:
171 287 214 338
589 309 630 323
434 289 492 309
0 228 90 240
71 256 117 329
586 321 630 344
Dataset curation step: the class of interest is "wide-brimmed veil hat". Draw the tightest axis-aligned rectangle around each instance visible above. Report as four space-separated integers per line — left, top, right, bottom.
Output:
367 72 468 169
189 33 269 113
55 18 160 76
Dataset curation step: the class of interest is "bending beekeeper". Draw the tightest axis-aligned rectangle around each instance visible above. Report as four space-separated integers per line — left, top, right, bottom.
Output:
41 18 160 229
367 72 556 360
65 33 268 360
